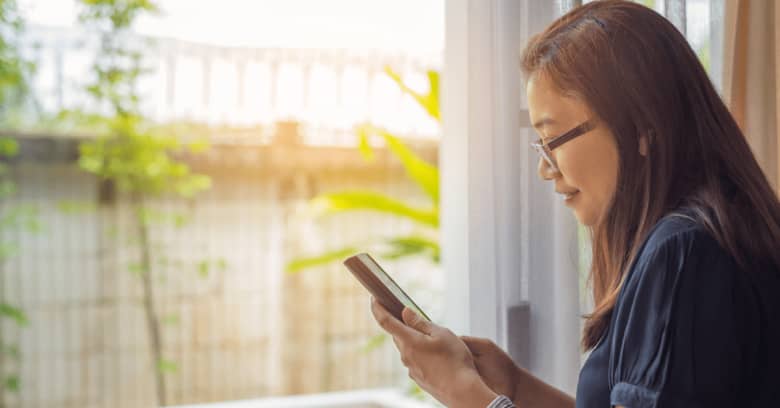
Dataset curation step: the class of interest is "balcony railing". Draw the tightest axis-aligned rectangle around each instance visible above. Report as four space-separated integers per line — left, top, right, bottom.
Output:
20 25 442 145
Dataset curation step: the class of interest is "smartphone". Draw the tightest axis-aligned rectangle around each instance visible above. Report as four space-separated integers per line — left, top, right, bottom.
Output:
343 252 431 322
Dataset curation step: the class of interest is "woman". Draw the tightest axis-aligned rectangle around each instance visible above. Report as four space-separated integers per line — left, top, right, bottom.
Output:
370 1 780 407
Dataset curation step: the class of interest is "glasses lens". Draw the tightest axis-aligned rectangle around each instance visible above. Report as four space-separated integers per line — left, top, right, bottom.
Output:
543 149 557 170
532 142 557 171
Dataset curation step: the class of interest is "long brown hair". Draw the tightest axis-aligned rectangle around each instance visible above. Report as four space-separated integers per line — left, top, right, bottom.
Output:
521 0 780 351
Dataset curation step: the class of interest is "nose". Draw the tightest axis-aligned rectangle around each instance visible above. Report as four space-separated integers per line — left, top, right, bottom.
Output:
537 156 559 181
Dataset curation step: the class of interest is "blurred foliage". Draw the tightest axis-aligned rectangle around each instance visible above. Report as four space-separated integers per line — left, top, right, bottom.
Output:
286 247 360 274
696 40 711 74
74 114 211 197
286 68 441 272
71 1 216 406
0 136 38 398
383 67 440 121
70 0 209 198
285 68 441 404
0 0 35 127
639 0 656 9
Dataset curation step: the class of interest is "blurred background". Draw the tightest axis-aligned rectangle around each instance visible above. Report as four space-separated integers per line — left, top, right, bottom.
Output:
0 0 775 407
1 0 443 406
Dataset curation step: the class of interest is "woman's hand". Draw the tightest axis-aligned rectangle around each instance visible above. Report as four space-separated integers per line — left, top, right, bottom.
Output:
460 336 521 402
369 298 498 408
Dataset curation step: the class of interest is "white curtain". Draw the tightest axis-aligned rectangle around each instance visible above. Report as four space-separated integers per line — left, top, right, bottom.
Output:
722 0 780 193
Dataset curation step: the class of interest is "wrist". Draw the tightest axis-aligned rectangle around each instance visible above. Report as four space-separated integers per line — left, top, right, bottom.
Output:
448 371 498 408
508 363 524 402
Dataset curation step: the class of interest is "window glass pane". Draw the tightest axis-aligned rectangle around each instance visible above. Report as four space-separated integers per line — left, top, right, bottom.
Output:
9 1 445 406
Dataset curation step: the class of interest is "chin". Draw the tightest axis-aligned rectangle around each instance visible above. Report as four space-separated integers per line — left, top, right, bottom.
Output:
574 208 598 227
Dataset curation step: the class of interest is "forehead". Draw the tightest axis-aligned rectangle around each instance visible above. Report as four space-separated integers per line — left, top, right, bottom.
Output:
526 73 590 129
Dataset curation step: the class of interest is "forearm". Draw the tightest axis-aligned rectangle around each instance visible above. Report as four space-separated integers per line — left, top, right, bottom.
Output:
449 371 499 408
511 366 575 408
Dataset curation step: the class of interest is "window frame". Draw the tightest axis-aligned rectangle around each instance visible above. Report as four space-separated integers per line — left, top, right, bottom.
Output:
442 0 583 394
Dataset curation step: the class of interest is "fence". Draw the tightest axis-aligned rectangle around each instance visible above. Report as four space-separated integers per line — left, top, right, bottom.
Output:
0 132 441 407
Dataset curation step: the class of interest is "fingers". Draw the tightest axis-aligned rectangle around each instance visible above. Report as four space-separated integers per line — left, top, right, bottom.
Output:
402 306 433 336
371 299 419 370
460 335 493 355
370 297 424 343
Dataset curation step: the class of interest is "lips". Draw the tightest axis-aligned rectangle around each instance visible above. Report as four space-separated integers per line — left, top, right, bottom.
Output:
556 189 580 201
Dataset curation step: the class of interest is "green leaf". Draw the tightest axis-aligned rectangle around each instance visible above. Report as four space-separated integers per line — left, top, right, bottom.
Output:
162 314 179 326
0 138 19 157
172 213 189 228
187 138 209 153
360 333 388 353
380 235 440 263
357 124 439 203
0 241 18 260
285 247 360 274
0 303 28 326
311 191 437 227
157 359 178 374
75 115 212 200
127 262 147 276
356 125 375 161
175 174 211 198
384 67 440 122
197 260 209 278
57 200 97 214
23 215 43 233
2 344 20 360
4 375 20 392
0 205 41 234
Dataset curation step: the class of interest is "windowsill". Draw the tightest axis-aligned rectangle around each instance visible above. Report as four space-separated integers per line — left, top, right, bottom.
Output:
168 388 437 408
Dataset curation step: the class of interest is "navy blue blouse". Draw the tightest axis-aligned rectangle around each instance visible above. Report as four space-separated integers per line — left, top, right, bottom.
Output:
575 210 780 407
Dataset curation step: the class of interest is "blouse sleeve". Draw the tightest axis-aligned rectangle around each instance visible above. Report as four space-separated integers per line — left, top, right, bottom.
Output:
607 227 758 408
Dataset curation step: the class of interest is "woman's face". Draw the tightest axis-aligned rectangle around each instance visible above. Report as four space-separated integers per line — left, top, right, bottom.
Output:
526 73 619 227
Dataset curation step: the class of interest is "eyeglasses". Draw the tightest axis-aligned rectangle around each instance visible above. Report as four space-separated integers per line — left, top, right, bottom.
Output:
530 120 595 173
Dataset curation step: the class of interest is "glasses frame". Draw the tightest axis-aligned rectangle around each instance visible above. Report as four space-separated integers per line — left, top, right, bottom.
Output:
530 120 595 172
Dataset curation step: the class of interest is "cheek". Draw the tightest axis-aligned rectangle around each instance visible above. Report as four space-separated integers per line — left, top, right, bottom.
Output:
557 145 619 216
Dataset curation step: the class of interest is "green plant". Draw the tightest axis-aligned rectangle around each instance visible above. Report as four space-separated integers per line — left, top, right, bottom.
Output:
0 1 38 398
0 0 35 127
71 1 213 405
0 137 40 401
285 67 441 403
286 67 440 272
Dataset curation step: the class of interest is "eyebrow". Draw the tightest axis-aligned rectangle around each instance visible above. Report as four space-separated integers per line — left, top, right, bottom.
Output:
532 117 557 130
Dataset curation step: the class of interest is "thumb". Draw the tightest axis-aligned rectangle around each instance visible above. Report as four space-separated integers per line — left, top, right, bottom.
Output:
402 307 432 335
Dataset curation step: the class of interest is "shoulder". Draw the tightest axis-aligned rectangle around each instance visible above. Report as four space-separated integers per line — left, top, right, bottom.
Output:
611 209 742 343
642 211 718 256
611 210 745 343
631 210 731 279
